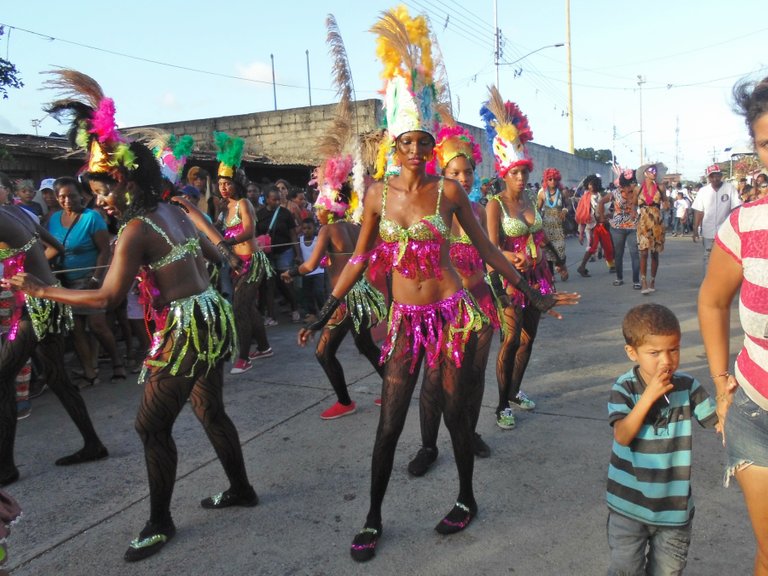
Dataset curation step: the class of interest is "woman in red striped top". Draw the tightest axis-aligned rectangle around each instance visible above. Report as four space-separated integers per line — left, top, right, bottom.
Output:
699 74 768 576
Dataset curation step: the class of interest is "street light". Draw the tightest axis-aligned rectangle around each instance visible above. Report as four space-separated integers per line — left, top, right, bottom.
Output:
497 43 565 70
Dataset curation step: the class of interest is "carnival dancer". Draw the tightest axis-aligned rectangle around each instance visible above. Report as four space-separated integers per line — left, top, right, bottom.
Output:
282 15 385 420
298 8 578 562
6 70 257 561
214 133 273 374
537 168 570 279
576 174 615 278
408 125 497 477
0 203 107 487
283 181 385 419
483 86 569 430
636 163 667 294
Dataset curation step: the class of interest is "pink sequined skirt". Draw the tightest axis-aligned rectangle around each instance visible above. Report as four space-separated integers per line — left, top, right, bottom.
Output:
380 289 486 373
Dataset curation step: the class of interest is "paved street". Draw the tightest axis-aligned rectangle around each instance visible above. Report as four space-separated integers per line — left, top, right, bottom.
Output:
4 235 752 576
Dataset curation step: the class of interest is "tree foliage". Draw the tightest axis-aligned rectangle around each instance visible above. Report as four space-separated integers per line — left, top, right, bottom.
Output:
574 147 614 163
0 27 23 100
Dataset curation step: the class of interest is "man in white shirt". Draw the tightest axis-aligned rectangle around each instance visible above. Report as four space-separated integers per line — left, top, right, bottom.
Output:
691 164 741 267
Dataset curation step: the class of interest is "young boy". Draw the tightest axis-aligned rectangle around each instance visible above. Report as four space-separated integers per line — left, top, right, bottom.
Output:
607 303 717 575
297 218 326 323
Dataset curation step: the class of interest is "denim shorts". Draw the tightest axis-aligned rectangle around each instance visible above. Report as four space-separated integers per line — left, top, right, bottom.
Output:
724 387 768 484
273 249 294 272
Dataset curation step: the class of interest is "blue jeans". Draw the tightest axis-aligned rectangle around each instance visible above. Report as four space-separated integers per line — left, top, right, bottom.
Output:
672 217 683 235
607 511 691 576
610 228 640 284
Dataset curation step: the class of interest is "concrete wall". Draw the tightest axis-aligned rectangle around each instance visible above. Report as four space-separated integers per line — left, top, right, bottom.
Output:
141 99 383 168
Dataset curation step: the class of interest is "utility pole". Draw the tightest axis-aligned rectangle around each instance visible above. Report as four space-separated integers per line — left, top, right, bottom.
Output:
494 0 500 88
270 54 277 111
566 0 574 153
674 116 680 175
637 75 646 165
306 50 312 106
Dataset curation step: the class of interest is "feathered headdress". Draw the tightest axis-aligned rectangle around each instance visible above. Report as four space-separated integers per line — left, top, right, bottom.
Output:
480 85 534 177
310 14 366 223
371 6 448 179
428 124 483 200
431 125 482 172
125 128 194 186
43 68 136 179
214 132 244 179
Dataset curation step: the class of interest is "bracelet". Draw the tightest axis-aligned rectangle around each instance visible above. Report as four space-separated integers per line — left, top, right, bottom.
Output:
715 392 731 401
711 372 731 380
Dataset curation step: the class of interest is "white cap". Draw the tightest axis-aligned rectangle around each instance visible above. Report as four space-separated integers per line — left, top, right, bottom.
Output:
38 178 56 191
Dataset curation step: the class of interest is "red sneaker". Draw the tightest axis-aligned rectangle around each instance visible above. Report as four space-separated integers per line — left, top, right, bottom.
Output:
230 359 253 375
320 401 357 420
248 347 273 360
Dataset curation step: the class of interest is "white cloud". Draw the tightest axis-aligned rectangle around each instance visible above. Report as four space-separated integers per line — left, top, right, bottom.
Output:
160 92 179 109
236 61 273 84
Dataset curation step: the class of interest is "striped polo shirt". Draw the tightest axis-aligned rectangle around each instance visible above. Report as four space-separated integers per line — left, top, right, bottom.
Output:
716 196 768 409
607 368 717 526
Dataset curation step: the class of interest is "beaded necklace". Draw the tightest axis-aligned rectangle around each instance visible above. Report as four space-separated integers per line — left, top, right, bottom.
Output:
544 188 561 209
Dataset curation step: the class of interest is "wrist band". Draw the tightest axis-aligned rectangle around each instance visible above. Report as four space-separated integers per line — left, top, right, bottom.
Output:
711 372 731 380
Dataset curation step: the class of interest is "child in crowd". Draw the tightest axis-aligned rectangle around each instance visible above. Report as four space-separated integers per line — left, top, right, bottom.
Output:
297 217 326 322
606 303 716 575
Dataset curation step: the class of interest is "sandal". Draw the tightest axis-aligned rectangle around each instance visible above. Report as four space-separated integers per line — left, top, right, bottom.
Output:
201 486 259 509
124 520 176 562
350 525 382 562
76 375 100 389
111 364 127 382
435 501 478 535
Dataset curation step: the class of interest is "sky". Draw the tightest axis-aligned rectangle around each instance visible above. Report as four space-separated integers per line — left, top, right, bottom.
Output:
1 0 766 181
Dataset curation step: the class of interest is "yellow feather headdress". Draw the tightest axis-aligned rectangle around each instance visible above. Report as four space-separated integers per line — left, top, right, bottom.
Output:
370 6 446 179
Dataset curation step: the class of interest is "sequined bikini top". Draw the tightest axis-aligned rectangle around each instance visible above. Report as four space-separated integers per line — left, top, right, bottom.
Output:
355 178 449 280
379 178 450 244
0 233 38 262
491 194 543 238
221 201 244 239
121 216 200 271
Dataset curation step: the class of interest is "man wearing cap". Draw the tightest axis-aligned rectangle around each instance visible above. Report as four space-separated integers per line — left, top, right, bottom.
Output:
691 164 741 267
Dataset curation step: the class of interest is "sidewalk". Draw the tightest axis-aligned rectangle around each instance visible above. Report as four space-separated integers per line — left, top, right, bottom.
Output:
5 235 752 575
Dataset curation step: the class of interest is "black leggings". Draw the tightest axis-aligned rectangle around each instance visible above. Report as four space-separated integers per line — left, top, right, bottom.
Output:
315 308 383 406
0 318 103 475
232 273 269 360
135 330 251 525
363 326 478 529
417 323 493 448
495 304 541 415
